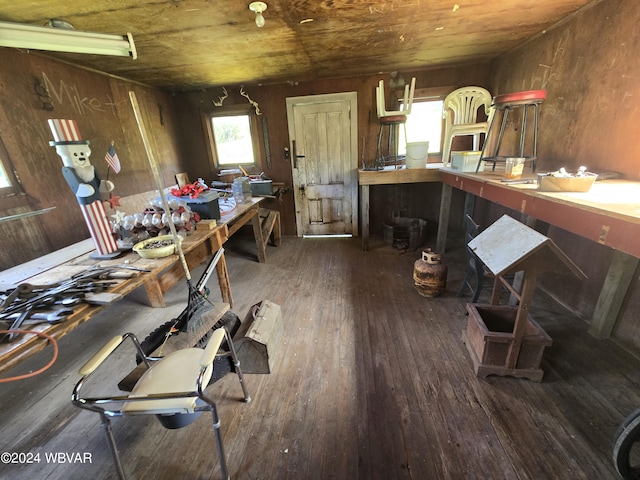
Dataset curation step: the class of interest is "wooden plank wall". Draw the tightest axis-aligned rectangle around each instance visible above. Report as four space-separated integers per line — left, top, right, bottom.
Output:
0 49 185 270
482 0 640 347
173 63 491 237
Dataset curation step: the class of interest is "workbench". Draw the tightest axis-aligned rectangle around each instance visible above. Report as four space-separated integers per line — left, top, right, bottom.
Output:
0 195 282 375
358 164 443 251
0 223 230 376
436 167 640 338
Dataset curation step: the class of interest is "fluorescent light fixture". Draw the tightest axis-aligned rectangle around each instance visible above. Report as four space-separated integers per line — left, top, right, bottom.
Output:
0 20 137 59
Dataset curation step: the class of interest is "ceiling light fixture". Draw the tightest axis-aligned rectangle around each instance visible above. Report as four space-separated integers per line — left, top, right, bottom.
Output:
0 20 137 59
249 2 268 28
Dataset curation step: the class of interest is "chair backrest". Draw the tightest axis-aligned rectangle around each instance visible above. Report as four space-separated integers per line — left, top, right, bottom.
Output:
443 86 492 126
376 77 416 118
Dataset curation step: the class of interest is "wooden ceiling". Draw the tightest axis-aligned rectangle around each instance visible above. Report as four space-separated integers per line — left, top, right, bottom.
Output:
0 0 596 91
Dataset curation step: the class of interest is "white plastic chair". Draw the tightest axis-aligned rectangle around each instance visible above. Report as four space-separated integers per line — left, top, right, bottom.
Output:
72 327 250 480
441 86 492 166
376 77 416 118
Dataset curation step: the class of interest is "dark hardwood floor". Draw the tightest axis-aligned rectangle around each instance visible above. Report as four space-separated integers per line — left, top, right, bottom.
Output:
0 234 638 479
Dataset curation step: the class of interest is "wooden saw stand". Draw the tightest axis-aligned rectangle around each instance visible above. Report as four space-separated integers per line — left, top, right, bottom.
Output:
461 215 586 382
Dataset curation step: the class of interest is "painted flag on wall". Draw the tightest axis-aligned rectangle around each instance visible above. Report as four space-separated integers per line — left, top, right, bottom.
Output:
105 143 121 174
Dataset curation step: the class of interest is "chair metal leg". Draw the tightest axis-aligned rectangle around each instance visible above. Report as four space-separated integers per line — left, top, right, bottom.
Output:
225 328 251 403
100 413 127 480
210 406 230 480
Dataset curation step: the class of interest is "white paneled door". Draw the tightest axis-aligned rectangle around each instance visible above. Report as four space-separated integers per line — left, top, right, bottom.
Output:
286 92 358 236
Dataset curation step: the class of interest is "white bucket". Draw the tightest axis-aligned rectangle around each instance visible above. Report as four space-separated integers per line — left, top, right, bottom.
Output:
405 141 429 169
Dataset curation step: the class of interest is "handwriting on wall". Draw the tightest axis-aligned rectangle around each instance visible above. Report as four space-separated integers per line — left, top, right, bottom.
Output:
41 72 118 116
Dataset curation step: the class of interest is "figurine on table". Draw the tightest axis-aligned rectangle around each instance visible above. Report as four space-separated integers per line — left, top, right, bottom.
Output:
48 119 120 258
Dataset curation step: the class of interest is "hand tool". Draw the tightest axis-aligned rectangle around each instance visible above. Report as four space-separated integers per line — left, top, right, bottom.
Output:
6 307 74 324
3 306 34 342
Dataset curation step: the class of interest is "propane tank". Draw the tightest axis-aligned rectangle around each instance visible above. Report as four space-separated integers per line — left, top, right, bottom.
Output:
413 249 447 297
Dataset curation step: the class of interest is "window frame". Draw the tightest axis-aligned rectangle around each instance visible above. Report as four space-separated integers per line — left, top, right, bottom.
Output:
0 134 23 198
395 85 454 159
201 105 262 170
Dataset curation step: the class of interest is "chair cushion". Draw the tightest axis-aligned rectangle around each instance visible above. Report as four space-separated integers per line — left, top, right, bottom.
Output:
493 90 547 106
122 348 213 415
379 115 407 124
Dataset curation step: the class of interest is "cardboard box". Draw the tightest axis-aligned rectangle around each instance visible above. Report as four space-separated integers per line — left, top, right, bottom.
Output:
451 151 483 172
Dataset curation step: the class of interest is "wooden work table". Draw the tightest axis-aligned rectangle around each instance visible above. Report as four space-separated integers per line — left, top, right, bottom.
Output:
436 167 640 339
0 223 230 376
436 168 640 258
0 195 281 375
359 164 443 250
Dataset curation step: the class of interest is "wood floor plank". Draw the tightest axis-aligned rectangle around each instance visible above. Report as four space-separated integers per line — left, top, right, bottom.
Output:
1 235 639 479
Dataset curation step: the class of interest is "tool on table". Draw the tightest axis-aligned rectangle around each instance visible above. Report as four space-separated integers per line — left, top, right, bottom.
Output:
0 266 128 342
500 178 537 185
2 306 34 342
6 307 74 324
90 264 151 273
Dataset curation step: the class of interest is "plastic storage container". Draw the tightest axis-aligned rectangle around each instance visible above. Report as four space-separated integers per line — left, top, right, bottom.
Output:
451 151 482 172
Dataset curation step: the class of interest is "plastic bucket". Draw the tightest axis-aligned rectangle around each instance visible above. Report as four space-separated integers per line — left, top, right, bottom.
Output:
405 141 429 168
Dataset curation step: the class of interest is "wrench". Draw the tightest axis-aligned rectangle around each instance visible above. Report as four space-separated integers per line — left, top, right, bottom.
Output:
2 306 34 342
6 307 74 324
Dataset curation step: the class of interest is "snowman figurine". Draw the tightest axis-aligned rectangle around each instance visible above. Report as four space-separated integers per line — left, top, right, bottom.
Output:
48 119 120 258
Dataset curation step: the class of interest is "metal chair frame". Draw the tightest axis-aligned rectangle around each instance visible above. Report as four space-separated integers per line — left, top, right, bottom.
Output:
72 328 250 480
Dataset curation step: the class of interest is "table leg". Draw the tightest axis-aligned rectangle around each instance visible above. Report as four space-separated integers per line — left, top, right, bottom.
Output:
436 183 452 254
252 210 267 263
215 253 233 308
361 184 370 251
143 275 166 308
589 250 639 339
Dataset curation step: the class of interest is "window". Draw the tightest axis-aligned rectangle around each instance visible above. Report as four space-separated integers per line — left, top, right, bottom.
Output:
398 98 444 156
203 107 261 168
0 162 11 188
0 136 22 198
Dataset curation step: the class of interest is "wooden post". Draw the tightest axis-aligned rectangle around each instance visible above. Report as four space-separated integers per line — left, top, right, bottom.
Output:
361 184 370 251
505 271 536 369
589 250 639 339
436 183 452 254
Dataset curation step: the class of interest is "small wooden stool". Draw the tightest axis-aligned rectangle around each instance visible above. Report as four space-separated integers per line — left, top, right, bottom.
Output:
476 89 546 173
375 115 407 170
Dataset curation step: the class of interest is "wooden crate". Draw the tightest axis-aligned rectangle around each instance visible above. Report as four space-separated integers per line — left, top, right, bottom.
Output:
463 303 552 381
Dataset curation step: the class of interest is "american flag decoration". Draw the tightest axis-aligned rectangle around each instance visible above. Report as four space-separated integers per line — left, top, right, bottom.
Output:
105 142 121 174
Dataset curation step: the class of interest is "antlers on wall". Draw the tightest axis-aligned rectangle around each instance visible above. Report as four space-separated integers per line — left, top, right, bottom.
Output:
240 87 262 115
212 87 228 107
212 86 262 115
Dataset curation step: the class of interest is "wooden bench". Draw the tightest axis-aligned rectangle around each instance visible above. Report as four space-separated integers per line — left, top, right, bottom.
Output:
218 197 281 263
